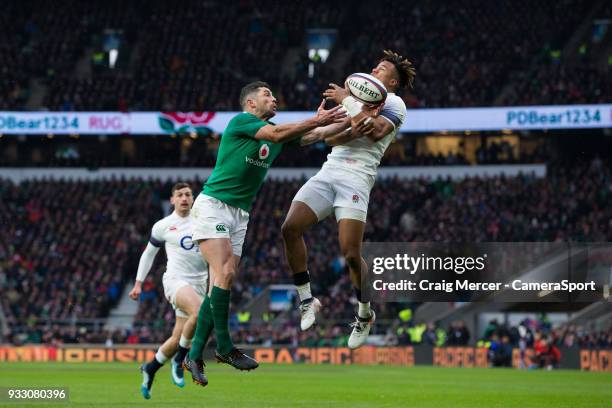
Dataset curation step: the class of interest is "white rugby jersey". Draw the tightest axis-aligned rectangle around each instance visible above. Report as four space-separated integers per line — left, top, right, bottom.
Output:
325 93 406 176
138 211 208 285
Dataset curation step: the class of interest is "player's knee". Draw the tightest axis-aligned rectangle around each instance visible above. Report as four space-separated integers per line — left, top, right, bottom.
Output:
168 334 180 348
344 251 362 271
186 314 198 325
281 218 301 241
189 300 202 316
219 261 236 280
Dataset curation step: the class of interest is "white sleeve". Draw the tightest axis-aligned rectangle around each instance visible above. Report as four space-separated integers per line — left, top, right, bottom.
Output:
149 221 165 248
135 221 164 282
135 243 160 282
379 96 406 129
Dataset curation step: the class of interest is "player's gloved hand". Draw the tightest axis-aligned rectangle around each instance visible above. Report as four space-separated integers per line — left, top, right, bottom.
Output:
129 281 143 300
313 100 348 126
323 83 350 104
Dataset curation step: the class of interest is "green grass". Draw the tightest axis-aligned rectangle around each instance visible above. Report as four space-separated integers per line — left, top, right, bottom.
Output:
0 363 611 408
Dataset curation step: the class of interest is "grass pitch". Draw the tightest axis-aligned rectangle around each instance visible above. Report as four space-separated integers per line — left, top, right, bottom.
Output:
0 362 610 407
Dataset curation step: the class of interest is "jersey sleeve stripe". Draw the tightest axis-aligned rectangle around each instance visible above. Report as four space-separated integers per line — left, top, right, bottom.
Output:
380 109 402 127
149 236 164 247
379 113 399 129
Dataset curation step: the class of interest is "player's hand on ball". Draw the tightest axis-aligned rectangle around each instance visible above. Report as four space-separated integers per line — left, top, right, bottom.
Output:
323 83 350 104
355 116 375 136
362 101 385 117
314 100 348 126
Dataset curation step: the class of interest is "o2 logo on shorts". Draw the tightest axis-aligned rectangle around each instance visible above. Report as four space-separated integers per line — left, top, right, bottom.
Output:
180 235 197 251
216 224 227 233
259 144 270 160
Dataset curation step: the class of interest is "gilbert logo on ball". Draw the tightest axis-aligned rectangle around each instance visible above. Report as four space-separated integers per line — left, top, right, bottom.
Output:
345 73 387 105
259 143 270 160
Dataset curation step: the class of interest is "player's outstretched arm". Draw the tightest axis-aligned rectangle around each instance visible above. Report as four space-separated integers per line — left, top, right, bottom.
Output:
324 128 358 146
323 115 374 146
300 117 352 146
129 242 160 300
255 100 347 144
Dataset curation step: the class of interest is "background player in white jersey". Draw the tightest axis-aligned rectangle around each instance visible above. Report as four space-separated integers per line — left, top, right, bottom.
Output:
128 182 208 399
282 50 416 349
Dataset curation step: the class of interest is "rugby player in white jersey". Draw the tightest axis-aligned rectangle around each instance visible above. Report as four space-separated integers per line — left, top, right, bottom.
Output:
128 182 208 399
282 50 416 349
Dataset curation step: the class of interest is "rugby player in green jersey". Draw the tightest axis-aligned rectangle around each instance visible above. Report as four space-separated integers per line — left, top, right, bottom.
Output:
183 81 347 385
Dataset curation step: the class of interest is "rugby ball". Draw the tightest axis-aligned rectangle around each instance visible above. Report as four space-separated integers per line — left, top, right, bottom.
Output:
345 73 387 105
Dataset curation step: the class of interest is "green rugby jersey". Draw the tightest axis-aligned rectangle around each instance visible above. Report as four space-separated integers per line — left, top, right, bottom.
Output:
202 112 296 212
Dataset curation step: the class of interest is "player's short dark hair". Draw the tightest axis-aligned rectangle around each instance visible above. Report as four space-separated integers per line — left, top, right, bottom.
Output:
171 182 192 195
239 81 271 109
380 50 416 89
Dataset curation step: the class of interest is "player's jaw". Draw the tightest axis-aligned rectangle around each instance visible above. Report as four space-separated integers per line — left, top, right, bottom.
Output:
255 94 277 119
261 99 277 119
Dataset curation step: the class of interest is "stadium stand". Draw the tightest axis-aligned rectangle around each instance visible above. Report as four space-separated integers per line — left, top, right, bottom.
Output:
1 0 610 368
2 159 611 347
0 138 550 168
2 0 608 111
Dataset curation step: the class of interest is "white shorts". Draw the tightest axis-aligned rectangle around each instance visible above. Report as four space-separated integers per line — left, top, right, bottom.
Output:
191 194 250 256
162 275 207 318
293 164 375 223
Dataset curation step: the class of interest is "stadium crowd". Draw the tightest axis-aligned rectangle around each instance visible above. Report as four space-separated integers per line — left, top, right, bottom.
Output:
1 136 552 168
2 0 609 111
2 0 610 355
2 158 611 348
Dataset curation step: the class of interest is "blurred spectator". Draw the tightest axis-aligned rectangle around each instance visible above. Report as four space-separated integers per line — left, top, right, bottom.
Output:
447 320 471 346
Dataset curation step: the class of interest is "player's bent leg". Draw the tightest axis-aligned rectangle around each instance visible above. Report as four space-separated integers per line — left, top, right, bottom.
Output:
140 322 182 398
184 275 215 386
337 217 366 288
184 301 212 386
338 216 375 349
281 201 323 330
187 268 216 360
175 285 203 337
281 200 319 274
201 238 235 288
160 318 183 358
168 317 188 388
200 239 258 371
172 285 203 387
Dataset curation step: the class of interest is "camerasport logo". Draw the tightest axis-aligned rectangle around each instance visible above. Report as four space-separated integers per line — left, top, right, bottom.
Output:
158 112 216 134
259 144 270 160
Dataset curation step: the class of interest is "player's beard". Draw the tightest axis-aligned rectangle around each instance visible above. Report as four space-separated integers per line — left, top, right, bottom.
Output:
262 107 276 121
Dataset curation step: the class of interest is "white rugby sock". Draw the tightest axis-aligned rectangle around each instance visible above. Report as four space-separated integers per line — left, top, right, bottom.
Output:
296 283 312 302
155 349 169 365
358 302 372 319
179 334 192 348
